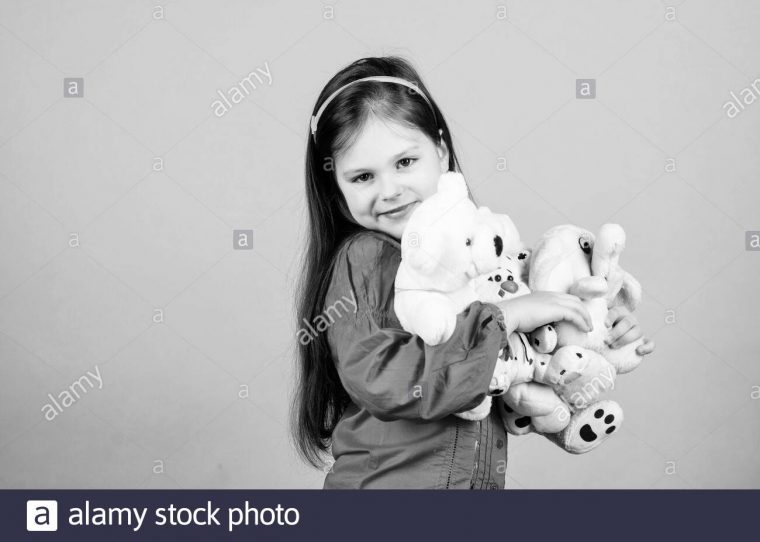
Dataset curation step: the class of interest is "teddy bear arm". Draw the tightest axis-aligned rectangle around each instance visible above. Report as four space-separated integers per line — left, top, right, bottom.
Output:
503 382 564 417
531 409 571 434
414 303 458 346
396 293 458 346
567 276 608 300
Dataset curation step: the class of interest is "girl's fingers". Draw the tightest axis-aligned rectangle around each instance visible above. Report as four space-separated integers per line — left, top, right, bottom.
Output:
610 325 643 349
605 305 626 328
557 300 593 332
534 293 592 332
606 315 634 344
566 297 593 331
636 338 656 356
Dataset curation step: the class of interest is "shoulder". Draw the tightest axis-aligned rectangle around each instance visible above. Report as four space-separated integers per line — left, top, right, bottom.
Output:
328 231 401 319
335 230 401 270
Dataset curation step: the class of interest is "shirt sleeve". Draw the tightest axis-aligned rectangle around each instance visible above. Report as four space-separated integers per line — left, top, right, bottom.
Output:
324 231 510 422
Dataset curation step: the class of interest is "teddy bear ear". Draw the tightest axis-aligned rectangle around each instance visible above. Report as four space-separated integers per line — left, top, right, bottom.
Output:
592 224 625 273
436 172 468 200
614 271 642 311
475 206 494 221
497 213 521 240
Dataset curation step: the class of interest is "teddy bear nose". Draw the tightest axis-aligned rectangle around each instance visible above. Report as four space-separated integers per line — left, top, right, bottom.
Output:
501 280 518 294
494 235 503 257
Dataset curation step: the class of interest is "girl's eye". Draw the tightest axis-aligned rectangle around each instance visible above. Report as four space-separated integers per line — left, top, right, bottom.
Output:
351 158 416 182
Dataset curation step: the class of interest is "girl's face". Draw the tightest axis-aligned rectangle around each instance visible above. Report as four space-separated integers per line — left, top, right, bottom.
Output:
333 116 450 241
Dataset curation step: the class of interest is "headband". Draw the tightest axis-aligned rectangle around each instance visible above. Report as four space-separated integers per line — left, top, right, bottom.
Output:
310 76 439 143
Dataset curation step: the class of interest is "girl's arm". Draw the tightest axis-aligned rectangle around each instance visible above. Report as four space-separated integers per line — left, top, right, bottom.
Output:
324 232 509 422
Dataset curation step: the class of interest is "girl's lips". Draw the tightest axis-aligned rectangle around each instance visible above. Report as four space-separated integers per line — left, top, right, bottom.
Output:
380 201 418 219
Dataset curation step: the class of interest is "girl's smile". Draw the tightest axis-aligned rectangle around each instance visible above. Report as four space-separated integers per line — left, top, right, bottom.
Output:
378 200 419 220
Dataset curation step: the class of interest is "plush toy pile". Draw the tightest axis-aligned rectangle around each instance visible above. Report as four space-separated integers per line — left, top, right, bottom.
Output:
394 172 645 454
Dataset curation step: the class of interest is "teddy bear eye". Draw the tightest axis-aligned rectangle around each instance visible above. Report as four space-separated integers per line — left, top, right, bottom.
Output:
507 275 514 281
494 274 501 282
578 236 593 254
465 238 472 247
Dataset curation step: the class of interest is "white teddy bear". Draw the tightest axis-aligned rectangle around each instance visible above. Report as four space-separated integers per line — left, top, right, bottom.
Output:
394 171 509 420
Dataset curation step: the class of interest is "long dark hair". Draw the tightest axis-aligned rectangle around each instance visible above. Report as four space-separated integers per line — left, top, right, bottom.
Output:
290 56 471 469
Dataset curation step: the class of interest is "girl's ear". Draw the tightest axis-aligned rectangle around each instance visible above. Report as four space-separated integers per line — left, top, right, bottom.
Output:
437 137 449 171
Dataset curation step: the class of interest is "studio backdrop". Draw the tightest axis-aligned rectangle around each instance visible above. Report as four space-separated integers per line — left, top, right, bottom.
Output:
0 0 758 488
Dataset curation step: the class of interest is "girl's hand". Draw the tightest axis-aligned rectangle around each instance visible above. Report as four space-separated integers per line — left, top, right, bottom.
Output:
497 291 593 335
605 305 656 356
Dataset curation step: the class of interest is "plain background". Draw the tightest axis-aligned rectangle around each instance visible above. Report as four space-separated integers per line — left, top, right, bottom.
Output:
0 0 758 488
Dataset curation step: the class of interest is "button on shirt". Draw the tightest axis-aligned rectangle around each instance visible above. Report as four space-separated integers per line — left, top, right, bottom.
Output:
322 230 510 489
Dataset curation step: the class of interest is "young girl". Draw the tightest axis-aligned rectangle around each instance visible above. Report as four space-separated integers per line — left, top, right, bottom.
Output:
292 56 654 489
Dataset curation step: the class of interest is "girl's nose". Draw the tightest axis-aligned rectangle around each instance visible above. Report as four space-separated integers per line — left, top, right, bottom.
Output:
379 174 403 200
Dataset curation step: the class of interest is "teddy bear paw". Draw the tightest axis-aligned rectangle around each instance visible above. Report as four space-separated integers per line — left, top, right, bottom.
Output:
559 400 623 454
498 401 534 435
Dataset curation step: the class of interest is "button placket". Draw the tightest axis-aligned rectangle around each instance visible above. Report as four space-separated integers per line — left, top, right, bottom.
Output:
473 420 481 476
469 420 482 489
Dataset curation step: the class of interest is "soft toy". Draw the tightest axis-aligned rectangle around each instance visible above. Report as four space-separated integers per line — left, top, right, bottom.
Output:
471 214 532 301
394 173 644 443
527 224 645 374
491 223 645 453
394 171 508 420
471 224 623 453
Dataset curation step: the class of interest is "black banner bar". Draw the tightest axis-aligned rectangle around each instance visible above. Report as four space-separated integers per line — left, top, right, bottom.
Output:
3 490 757 541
